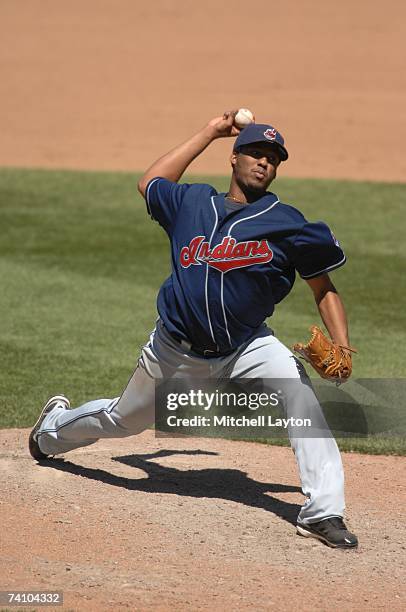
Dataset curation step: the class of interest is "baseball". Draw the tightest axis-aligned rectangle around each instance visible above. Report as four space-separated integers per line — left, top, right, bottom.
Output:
234 108 255 129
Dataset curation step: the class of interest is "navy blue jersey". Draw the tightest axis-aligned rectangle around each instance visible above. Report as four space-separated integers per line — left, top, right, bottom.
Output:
145 178 346 353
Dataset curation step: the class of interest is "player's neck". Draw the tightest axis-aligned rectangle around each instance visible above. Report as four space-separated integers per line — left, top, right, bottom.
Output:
227 181 266 205
226 193 247 204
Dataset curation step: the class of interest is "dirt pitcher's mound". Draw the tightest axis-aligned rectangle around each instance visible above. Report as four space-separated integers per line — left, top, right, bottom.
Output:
1 429 405 611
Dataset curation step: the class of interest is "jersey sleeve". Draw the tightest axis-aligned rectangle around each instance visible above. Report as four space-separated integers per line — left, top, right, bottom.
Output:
291 221 346 279
145 177 192 232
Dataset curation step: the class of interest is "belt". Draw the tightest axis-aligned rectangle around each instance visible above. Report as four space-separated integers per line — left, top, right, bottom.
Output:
167 328 236 359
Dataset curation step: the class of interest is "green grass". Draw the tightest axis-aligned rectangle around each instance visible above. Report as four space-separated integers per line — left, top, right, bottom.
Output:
0 168 405 454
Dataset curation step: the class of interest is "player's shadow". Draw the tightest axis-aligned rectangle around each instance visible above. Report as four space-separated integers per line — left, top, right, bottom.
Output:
44 448 302 525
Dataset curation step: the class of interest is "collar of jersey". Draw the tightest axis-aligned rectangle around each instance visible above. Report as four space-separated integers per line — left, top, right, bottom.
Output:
215 192 279 220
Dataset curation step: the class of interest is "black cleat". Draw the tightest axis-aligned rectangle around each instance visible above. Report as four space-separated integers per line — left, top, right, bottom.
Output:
297 517 358 549
29 395 70 461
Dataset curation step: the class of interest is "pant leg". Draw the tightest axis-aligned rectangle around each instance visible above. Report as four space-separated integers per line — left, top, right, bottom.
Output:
37 364 156 456
227 328 345 524
37 321 214 456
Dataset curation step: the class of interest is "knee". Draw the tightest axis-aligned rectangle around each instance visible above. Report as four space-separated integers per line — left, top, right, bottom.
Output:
109 399 155 434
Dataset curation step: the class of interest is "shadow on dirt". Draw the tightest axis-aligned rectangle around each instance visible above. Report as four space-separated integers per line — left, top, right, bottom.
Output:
41 449 302 525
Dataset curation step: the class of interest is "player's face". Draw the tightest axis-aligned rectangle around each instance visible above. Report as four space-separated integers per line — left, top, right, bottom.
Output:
231 143 281 193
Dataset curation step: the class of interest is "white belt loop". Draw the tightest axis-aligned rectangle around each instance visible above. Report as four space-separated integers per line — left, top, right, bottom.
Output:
180 339 193 352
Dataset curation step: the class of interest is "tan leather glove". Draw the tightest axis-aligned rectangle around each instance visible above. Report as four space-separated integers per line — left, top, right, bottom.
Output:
292 326 357 384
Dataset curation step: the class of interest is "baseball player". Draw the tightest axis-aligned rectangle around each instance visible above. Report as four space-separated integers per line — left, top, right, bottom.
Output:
29 110 358 549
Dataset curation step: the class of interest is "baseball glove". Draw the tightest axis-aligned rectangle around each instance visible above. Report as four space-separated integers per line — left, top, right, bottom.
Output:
292 326 356 383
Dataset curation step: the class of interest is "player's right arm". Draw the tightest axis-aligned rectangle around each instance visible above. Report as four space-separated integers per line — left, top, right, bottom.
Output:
137 111 240 196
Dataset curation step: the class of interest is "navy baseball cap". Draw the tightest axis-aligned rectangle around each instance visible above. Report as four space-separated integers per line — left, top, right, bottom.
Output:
234 123 289 161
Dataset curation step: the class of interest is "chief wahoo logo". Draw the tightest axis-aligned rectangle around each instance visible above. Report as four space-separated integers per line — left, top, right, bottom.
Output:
264 128 277 141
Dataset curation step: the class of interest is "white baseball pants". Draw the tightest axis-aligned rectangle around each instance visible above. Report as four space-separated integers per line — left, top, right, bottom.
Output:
36 320 345 524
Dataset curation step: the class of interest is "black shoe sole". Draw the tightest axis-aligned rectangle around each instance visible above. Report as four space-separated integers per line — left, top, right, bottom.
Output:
296 524 358 549
29 395 70 461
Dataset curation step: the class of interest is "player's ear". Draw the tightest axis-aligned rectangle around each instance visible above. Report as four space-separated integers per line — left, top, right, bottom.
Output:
230 151 238 167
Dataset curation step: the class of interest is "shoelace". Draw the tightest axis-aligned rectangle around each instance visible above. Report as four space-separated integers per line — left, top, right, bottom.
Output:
327 517 347 530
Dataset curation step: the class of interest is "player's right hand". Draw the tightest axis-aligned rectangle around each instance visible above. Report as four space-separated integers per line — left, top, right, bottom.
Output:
207 110 241 138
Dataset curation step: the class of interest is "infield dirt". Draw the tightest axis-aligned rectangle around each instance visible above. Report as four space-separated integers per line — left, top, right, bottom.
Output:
1 429 405 611
0 0 405 182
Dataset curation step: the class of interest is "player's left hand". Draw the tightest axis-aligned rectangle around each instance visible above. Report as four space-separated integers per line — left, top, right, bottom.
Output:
292 326 357 385
208 110 241 139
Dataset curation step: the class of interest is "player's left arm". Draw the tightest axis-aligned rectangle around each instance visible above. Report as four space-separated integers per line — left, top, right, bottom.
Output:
305 273 350 347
